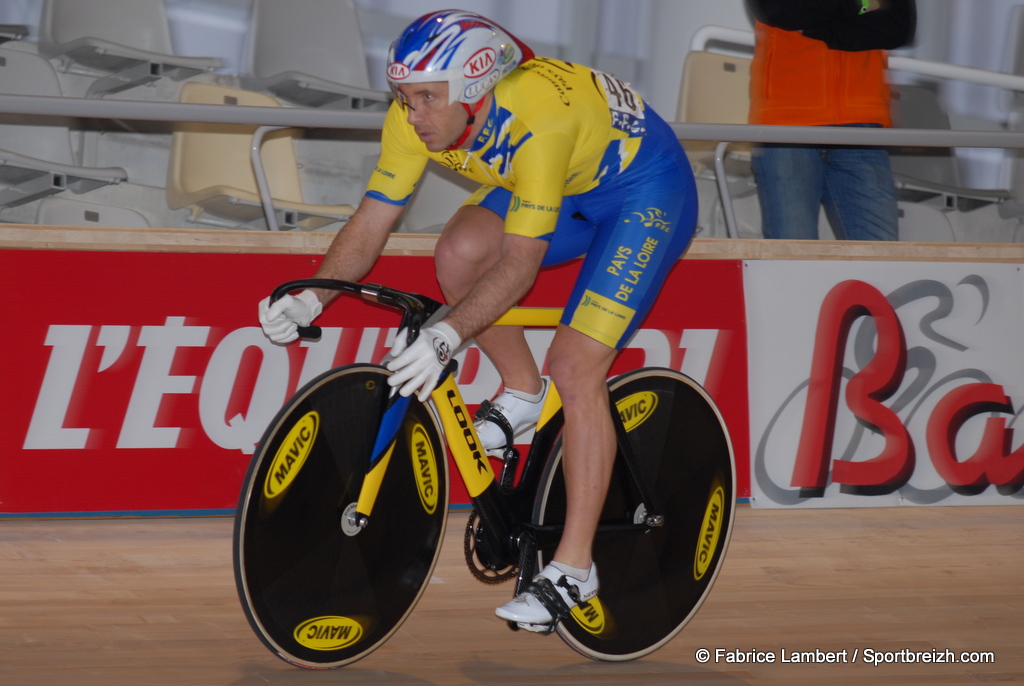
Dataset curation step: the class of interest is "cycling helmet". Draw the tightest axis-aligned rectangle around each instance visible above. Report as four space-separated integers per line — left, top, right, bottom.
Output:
386 10 534 106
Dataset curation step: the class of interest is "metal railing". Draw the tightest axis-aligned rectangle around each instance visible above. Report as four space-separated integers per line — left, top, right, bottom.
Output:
2 25 1024 233
2 92 1021 150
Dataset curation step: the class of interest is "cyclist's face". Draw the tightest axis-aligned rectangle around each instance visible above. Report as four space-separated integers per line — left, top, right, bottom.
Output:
397 82 465 151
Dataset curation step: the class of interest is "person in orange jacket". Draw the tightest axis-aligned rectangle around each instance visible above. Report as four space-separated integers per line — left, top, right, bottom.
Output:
747 0 916 240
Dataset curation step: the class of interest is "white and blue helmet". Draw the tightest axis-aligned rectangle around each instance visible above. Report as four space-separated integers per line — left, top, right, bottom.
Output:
386 10 534 106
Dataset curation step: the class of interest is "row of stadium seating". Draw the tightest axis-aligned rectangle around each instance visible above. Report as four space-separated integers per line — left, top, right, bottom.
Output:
0 0 480 233
3 1 1024 241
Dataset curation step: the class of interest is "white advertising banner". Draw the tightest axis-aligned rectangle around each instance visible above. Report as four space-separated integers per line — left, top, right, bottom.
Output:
746 260 1024 508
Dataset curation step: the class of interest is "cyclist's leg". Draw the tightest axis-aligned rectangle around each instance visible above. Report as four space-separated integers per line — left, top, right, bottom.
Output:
434 200 541 395
500 108 699 626
494 330 617 630
540 198 692 569
434 188 604 397
534 369 736 661
544 327 617 570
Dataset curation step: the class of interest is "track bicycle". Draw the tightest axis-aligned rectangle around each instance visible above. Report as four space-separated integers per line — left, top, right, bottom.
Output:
233 278 736 669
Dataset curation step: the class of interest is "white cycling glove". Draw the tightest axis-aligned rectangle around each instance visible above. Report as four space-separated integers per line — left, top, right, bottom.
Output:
389 327 412 359
386 322 461 402
258 289 322 344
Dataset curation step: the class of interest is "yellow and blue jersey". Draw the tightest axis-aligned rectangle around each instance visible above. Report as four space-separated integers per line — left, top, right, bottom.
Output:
366 57 698 349
367 57 648 241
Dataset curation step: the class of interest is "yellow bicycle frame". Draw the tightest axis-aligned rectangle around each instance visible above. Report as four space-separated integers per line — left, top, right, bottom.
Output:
431 374 495 498
355 306 565 516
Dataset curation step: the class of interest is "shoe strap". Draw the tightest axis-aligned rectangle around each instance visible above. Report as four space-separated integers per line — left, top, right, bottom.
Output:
475 399 516 448
523 575 573 623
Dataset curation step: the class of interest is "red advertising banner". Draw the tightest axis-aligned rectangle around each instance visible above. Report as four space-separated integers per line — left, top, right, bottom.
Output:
1 249 748 515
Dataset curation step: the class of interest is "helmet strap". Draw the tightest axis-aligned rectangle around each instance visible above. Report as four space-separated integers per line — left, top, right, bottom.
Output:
447 97 488 151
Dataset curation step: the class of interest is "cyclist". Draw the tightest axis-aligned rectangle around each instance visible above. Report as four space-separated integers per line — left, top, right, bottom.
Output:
259 10 698 633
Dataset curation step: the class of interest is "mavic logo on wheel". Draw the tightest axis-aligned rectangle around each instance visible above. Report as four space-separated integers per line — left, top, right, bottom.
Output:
293 616 364 651
570 596 609 636
615 391 658 432
409 423 439 515
263 411 319 500
694 482 726 581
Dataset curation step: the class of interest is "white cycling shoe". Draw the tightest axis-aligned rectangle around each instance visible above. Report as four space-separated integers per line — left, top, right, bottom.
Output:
495 561 599 633
474 379 549 453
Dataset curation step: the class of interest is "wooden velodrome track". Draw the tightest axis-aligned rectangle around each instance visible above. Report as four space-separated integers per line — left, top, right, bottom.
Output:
0 506 1020 685
2 228 1023 684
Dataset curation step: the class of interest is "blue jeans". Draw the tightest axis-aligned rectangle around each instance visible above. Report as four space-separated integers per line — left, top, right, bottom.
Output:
751 124 899 241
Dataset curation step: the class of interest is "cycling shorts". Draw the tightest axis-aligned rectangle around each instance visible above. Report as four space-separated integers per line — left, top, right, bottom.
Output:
471 107 697 349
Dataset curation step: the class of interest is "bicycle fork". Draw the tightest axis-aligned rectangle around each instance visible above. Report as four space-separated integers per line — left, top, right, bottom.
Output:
344 364 520 567
343 383 413 534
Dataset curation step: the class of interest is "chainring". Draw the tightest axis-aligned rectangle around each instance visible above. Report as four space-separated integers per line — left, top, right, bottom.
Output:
463 508 517 584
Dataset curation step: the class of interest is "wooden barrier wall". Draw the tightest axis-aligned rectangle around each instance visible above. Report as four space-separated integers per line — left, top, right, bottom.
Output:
5 224 1024 261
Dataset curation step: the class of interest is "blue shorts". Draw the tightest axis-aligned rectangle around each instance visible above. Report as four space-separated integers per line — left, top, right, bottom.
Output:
471 107 697 348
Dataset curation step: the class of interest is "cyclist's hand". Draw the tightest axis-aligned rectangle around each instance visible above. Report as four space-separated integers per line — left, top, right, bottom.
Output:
259 289 322 344
386 322 460 402
389 327 412 359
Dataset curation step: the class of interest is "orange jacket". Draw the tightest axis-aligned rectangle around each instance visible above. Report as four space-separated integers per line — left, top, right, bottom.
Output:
748 21 892 128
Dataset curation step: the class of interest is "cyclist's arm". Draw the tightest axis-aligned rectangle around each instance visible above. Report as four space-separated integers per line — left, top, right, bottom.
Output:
311 194 404 305
311 103 427 306
441 132 569 339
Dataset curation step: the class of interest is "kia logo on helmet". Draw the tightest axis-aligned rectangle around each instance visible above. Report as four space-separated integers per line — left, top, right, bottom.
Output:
464 48 497 78
388 62 410 80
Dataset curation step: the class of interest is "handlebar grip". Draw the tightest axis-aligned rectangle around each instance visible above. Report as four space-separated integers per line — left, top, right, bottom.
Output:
267 279 444 346
296 325 322 340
